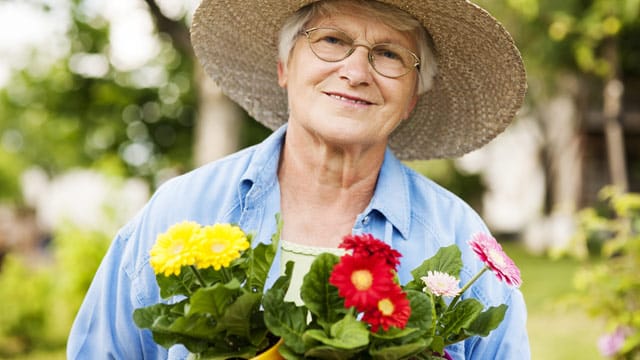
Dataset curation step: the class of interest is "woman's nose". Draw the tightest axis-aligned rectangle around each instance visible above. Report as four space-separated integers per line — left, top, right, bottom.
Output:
338 46 373 86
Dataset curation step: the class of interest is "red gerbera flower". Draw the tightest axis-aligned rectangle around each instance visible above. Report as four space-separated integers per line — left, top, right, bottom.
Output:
329 253 396 311
468 233 522 287
362 285 411 332
339 234 402 269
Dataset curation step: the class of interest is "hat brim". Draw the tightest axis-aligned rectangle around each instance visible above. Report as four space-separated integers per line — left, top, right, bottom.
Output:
191 0 527 160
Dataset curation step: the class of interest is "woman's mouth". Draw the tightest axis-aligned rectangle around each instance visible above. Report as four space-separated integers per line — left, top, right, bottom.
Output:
325 92 373 105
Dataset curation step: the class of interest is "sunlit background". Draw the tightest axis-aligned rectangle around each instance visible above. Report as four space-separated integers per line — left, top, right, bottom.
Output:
0 0 639 359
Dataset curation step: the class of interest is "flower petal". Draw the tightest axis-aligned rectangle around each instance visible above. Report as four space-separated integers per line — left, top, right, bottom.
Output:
339 234 402 269
468 233 522 287
421 271 461 297
362 285 411 332
329 254 396 311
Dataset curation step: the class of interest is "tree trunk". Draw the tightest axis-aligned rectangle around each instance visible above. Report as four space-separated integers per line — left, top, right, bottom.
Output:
602 37 627 191
144 0 243 167
542 83 583 214
193 65 242 166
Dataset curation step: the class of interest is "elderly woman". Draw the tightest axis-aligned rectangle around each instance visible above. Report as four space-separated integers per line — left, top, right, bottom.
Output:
68 0 529 359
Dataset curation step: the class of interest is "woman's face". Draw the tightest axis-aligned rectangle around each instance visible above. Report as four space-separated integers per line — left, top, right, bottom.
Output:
278 12 419 153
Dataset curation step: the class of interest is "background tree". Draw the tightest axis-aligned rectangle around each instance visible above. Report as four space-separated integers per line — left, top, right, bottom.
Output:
477 0 640 211
0 0 271 205
0 0 197 203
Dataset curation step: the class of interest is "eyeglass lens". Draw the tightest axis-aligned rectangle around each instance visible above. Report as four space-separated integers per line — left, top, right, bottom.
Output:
305 27 418 78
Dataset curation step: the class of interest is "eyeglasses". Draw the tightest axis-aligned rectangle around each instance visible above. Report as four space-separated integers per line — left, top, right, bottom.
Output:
302 27 420 78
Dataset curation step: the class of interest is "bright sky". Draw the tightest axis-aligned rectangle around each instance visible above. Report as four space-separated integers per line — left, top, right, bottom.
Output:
0 0 198 88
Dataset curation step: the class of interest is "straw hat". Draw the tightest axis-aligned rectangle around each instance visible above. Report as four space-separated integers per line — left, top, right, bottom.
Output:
191 0 527 160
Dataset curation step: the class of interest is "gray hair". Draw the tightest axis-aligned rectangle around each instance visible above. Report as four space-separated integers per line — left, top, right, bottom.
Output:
277 0 438 94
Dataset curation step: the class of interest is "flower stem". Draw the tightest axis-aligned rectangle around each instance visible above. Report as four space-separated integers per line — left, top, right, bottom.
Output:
448 266 489 309
429 292 437 337
221 267 233 284
189 265 207 287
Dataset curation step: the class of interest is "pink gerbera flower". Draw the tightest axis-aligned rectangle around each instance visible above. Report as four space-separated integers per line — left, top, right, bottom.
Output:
339 234 402 269
468 233 522 287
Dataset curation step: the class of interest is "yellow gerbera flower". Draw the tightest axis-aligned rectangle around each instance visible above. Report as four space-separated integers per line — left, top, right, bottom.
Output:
150 221 200 276
194 223 249 270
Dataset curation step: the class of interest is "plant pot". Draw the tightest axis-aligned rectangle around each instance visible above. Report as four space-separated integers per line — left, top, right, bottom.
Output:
252 338 284 360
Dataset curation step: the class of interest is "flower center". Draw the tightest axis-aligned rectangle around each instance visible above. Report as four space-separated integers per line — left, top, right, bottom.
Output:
171 244 184 254
211 242 227 253
378 298 395 316
435 279 447 287
351 269 373 291
488 249 506 267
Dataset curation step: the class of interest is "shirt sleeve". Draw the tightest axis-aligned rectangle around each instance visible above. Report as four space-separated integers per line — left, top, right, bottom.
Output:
465 287 531 359
66 222 166 360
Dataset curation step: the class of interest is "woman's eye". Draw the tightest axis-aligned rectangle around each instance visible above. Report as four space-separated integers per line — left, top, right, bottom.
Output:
321 36 343 45
377 48 400 60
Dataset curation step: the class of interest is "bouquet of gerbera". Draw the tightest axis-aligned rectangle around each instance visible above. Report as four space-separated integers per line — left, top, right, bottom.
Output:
264 233 521 360
133 218 282 359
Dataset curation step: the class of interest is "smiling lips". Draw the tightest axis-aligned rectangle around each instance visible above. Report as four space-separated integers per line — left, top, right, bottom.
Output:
325 92 374 105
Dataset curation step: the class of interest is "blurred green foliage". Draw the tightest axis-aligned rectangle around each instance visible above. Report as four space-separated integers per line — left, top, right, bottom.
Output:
0 1 197 203
569 187 640 358
0 255 52 355
477 0 640 102
0 223 111 357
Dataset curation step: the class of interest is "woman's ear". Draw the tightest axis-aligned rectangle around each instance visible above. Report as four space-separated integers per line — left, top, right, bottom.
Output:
403 94 419 120
277 61 288 88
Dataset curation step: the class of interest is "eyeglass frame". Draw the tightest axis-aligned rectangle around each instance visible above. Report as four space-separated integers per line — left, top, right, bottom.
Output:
301 27 421 79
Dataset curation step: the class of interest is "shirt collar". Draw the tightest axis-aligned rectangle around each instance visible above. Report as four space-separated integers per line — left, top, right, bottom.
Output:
367 148 411 240
237 124 287 209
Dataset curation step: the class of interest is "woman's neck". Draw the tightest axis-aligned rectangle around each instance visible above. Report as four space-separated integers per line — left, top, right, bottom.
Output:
277 127 385 247
278 125 383 205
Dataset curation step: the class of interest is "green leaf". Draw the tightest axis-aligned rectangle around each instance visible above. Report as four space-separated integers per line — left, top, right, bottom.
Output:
466 304 507 337
150 327 209 352
303 345 362 360
199 266 231 286
368 291 433 359
156 269 199 298
439 298 483 340
429 336 445 355
408 246 463 289
161 315 221 349
217 292 263 339
188 280 241 319
277 342 305 360
263 287 308 354
302 314 369 359
369 339 429 360
370 326 420 341
303 313 369 350
300 253 343 326
134 302 223 353
133 301 185 329
272 260 295 295
246 214 282 293
405 290 435 336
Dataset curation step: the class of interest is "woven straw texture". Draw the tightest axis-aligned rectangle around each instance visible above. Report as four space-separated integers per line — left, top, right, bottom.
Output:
191 0 527 160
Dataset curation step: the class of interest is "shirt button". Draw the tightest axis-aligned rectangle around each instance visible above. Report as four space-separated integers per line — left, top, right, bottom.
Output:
362 216 370 225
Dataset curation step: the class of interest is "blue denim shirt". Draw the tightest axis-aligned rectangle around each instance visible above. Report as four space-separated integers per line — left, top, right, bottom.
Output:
67 125 530 359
